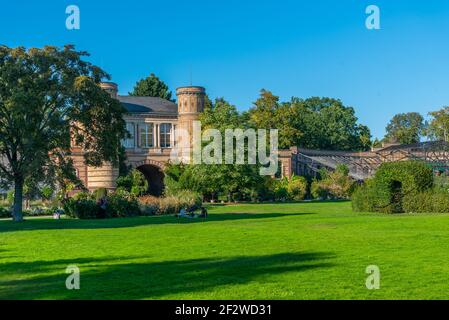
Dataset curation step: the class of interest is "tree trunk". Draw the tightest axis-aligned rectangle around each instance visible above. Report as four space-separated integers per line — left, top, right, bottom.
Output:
12 177 24 222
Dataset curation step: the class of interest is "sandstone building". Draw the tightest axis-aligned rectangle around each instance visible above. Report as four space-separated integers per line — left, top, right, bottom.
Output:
71 82 206 195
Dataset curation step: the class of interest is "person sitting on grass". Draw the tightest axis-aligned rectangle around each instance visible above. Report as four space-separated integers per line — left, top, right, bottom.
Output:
176 207 191 218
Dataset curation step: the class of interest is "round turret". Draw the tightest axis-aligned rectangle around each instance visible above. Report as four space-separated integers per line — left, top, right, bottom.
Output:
176 86 205 115
175 86 206 162
100 82 118 98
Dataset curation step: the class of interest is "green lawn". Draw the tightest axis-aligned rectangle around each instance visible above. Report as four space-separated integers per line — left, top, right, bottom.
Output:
1 201 449 299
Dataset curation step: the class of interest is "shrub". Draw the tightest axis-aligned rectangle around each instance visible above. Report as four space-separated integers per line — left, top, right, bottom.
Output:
139 201 158 216
402 188 449 213
311 179 330 200
351 180 379 212
138 195 165 215
434 175 449 189
352 161 434 213
402 191 432 213
63 198 99 219
106 192 140 217
93 188 108 201
64 192 140 219
116 169 148 196
273 176 307 201
64 189 202 219
176 190 202 208
138 190 203 215
256 176 276 201
64 189 140 219
286 176 308 201
311 165 354 200
158 196 181 215
72 191 94 201
0 207 11 218
431 189 449 213
374 161 433 194
274 181 288 201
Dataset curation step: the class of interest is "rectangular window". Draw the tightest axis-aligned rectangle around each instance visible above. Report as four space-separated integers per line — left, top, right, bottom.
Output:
139 123 154 148
160 123 172 148
122 123 135 148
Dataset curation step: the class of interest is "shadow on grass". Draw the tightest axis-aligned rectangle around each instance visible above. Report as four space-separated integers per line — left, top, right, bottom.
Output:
0 212 314 233
0 251 334 299
206 200 350 205
0 247 18 261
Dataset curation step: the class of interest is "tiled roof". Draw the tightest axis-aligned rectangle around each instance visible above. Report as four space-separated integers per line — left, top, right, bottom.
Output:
117 96 177 115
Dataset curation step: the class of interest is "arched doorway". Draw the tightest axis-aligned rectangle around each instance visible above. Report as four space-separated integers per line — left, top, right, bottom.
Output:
390 180 403 213
136 164 165 196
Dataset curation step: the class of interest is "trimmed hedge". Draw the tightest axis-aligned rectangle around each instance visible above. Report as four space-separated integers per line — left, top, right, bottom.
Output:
351 180 378 212
402 188 449 213
352 161 434 213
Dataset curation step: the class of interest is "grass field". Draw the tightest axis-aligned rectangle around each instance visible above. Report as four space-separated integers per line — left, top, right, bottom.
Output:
1 201 449 299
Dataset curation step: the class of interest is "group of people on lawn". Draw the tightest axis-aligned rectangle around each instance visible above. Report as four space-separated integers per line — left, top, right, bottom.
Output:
176 206 208 219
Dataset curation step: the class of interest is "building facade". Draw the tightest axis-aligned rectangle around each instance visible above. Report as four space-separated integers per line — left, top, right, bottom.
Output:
72 82 206 195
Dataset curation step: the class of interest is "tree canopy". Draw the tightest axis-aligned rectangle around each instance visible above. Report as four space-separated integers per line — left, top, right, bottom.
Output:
427 107 449 142
129 73 173 101
247 90 371 151
0 45 127 221
165 98 266 201
384 112 425 144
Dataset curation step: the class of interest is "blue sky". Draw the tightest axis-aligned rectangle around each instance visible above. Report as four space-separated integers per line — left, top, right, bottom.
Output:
1 0 449 139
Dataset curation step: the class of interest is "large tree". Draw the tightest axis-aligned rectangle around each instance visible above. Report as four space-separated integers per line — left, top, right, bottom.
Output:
245 90 303 149
298 97 371 151
427 107 449 142
0 45 127 221
247 91 371 151
129 73 173 100
384 112 425 144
